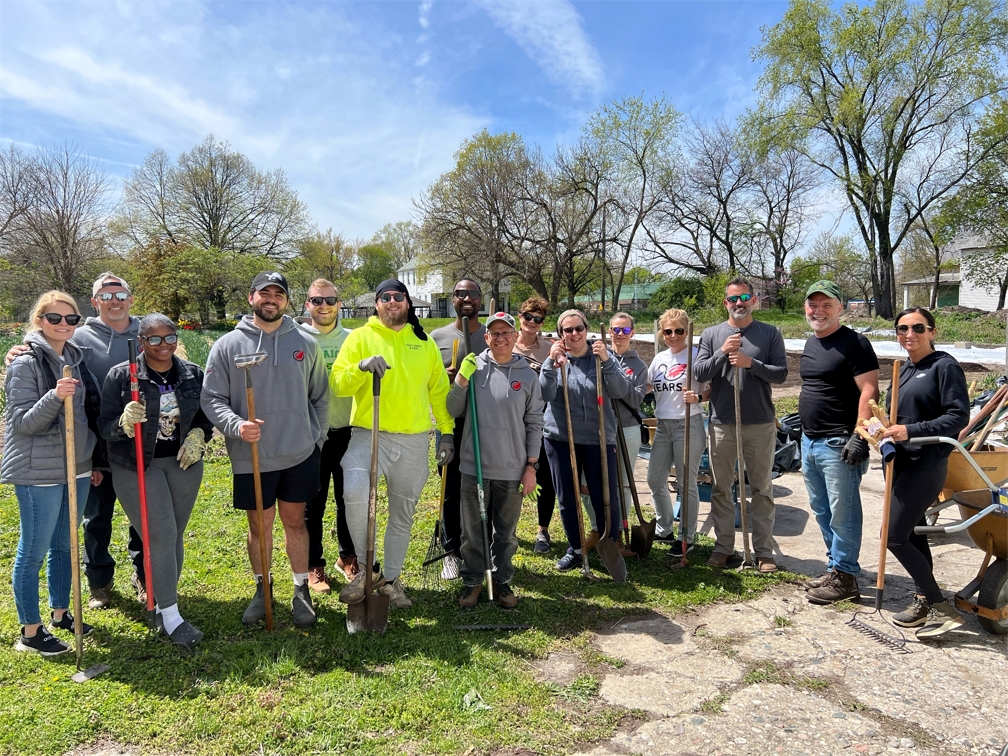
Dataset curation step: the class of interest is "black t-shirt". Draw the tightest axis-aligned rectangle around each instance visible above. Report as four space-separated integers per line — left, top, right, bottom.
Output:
149 365 182 458
799 326 879 437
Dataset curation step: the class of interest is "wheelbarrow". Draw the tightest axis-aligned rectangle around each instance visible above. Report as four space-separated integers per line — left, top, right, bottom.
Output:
909 436 1008 635
924 444 1008 525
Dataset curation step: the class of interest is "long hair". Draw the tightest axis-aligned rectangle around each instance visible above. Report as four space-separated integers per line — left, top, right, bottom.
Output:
26 291 81 334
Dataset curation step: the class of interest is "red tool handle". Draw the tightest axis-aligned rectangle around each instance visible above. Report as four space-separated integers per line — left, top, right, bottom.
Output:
128 340 156 620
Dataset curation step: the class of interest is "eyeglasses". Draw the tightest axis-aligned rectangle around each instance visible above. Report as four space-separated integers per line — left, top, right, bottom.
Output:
896 323 932 335
521 312 544 324
663 327 686 337
142 334 178 346
309 296 338 306
96 291 129 302
453 290 479 300
726 294 752 304
42 313 82 326
610 326 633 335
561 325 586 335
488 331 515 341
378 292 406 303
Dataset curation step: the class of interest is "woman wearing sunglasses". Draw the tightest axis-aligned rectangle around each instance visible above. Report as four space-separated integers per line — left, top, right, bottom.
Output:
539 309 631 582
2 291 101 656
512 296 557 554
98 314 214 648
879 306 970 639
646 309 710 557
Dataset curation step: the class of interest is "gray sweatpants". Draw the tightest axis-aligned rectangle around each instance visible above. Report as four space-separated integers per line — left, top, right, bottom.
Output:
111 458 202 609
708 422 777 558
646 417 705 540
342 429 431 582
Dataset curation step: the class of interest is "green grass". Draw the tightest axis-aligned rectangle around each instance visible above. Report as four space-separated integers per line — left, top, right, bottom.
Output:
0 439 792 756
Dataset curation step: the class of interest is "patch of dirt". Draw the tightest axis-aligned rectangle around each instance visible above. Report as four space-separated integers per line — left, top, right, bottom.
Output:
531 650 590 687
62 740 182 756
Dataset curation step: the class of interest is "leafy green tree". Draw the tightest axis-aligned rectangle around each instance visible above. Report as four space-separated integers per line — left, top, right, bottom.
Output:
649 276 706 311
755 0 1008 319
354 244 396 291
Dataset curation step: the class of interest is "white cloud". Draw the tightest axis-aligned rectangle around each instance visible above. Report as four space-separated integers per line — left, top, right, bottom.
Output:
474 0 604 97
419 0 434 29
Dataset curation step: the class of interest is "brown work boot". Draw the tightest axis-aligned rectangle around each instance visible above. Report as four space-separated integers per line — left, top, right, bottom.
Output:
88 582 113 610
807 570 860 605
706 551 729 568
130 572 147 605
308 566 331 594
493 582 518 609
336 555 359 581
458 584 482 608
803 572 831 590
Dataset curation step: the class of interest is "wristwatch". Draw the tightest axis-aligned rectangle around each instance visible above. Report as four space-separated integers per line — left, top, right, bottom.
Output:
526 460 540 471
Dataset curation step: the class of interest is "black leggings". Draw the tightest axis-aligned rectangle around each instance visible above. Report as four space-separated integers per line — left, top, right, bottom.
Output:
535 439 557 529
887 457 946 604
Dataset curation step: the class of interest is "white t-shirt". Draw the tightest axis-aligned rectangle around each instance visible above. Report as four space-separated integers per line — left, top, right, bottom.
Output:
648 346 706 420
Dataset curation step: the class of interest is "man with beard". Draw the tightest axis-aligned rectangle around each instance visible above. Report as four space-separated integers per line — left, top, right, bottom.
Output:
330 280 453 610
798 281 878 604
694 278 787 571
201 272 329 628
429 279 487 579
297 279 356 593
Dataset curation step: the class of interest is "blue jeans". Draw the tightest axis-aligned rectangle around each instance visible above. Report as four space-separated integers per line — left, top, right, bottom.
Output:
12 478 90 625
801 434 867 576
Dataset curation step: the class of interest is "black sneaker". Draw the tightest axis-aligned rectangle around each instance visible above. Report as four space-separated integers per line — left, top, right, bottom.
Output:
556 548 580 572
292 583 317 628
892 596 930 628
50 611 93 636
654 531 679 543
15 627 70 656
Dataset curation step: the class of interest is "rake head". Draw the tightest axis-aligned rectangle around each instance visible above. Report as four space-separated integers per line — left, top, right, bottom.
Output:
234 351 268 370
847 610 910 654
420 519 449 590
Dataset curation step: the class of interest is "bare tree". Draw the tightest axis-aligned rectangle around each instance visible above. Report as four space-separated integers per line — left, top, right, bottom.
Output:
0 144 33 243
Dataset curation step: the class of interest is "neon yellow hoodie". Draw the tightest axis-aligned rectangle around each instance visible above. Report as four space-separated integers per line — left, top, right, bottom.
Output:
330 316 452 434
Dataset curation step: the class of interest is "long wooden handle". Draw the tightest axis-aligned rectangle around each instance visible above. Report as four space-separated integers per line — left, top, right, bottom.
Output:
246 383 273 631
876 359 902 603
62 366 84 670
682 321 693 556
595 327 610 541
365 374 380 599
561 363 591 576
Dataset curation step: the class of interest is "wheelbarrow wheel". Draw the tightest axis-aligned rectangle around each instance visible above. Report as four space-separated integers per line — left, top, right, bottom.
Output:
977 558 1008 636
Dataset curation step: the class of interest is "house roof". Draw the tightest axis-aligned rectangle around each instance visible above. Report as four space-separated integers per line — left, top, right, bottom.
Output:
900 272 960 286
397 256 421 273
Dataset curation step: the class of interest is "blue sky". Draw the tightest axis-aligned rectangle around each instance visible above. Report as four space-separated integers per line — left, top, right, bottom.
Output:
0 0 787 239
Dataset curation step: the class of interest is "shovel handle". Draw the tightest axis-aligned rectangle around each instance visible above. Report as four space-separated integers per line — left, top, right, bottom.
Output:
245 377 273 631
876 360 901 598
127 340 157 625
62 366 84 670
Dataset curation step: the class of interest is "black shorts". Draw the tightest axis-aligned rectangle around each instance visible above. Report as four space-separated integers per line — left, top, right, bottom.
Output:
233 447 321 510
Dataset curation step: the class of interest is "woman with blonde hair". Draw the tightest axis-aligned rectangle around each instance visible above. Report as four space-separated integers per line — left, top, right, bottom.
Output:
646 308 709 558
2 291 102 656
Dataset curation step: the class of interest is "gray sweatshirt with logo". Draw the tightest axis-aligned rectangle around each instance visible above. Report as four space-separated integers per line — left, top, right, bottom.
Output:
73 315 141 384
612 349 648 427
201 315 329 473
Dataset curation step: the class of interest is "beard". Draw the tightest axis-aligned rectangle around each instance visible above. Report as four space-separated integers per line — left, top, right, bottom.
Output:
806 313 838 332
378 307 409 328
312 309 337 328
253 303 284 323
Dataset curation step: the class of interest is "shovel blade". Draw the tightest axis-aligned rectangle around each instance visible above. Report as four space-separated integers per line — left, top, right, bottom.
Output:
595 537 628 583
630 520 656 560
71 664 110 683
346 593 391 635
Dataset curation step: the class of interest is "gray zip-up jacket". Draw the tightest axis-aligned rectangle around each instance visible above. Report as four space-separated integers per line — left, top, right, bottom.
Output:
73 315 141 385
694 319 787 425
446 353 544 481
201 315 329 474
539 343 631 446
1 332 96 485
612 349 648 427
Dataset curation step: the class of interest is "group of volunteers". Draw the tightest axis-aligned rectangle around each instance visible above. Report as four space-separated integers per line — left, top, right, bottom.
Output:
1 269 972 657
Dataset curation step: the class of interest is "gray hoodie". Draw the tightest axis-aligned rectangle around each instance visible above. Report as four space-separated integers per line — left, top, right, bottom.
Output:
201 315 329 474
73 315 141 384
446 352 544 481
1 331 96 485
539 343 631 446
612 349 648 427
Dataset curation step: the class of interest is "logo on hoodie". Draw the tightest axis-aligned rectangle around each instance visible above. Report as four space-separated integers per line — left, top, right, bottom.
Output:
665 364 687 380
510 380 522 391
293 350 305 362
624 367 634 377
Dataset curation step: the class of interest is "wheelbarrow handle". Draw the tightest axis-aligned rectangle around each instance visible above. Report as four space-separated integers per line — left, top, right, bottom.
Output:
914 500 1008 535
903 436 1004 491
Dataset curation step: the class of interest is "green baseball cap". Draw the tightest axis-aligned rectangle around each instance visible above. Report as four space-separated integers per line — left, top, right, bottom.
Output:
805 279 842 301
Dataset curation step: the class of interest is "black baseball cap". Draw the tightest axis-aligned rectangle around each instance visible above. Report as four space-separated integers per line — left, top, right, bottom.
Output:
251 271 290 297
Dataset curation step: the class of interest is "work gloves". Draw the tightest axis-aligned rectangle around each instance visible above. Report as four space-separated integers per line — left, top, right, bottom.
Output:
358 356 389 378
436 435 455 466
118 400 147 438
176 429 207 470
458 352 478 381
841 434 870 466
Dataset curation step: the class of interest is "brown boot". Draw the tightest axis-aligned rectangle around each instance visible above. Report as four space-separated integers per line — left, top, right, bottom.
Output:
336 555 359 581
308 566 331 594
458 584 482 608
807 570 860 605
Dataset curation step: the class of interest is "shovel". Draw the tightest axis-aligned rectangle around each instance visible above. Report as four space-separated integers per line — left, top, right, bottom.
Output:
62 365 110 682
671 321 694 568
592 329 626 582
560 361 599 582
463 317 494 600
617 418 655 559
347 373 391 634
733 359 755 572
234 350 273 631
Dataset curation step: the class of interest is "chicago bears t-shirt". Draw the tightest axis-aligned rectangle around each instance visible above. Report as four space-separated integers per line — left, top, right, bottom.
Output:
648 346 706 420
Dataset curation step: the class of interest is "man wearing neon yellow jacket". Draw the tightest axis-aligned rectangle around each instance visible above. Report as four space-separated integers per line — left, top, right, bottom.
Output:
330 279 453 610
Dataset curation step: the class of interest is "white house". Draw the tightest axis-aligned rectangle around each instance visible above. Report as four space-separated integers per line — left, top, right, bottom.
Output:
901 235 1005 311
396 257 511 317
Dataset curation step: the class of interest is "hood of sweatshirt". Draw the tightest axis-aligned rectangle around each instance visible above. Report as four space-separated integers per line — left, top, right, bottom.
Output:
25 330 86 373
73 315 141 384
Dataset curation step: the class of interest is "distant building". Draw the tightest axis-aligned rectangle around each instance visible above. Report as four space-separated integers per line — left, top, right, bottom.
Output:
396 257 510 317
574 282 665 311
900 235 1004 311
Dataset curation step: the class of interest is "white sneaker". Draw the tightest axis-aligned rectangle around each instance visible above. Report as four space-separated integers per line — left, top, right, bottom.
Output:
379 577 412 609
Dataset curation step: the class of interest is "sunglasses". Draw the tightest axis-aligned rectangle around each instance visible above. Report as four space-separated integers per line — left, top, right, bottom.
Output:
726 294 752 304
896 323 932 335
453 290 479 300
378 292 406 303
521 312 545 324
309 296 338 306
610 326 633 335
42 313 82 326
142 334 178 346
561 325 586 335
663 327 686 337
96 291 130 302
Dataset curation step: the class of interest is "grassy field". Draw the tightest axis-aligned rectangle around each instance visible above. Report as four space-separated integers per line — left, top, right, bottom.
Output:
0 438 791 756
